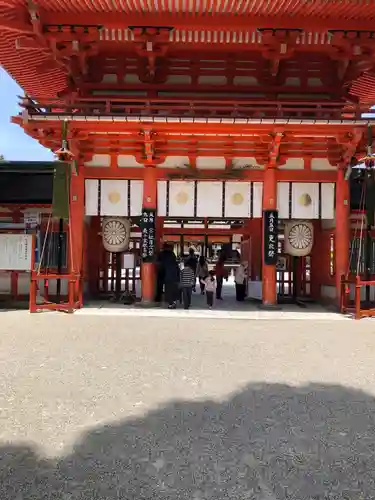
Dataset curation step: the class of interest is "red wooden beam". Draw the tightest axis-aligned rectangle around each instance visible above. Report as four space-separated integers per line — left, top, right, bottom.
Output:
40 11 375 33
17 118 372 136
82 166 337 182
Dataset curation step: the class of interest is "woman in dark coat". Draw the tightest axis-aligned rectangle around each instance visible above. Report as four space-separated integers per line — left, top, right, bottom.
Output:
157 243 180 308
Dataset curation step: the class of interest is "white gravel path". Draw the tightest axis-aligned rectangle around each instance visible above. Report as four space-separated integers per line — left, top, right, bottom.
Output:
1 311 375 499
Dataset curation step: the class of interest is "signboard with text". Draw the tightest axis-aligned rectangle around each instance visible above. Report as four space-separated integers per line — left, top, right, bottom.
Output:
0 234 33 271
263 210 278 265
140 208 156 262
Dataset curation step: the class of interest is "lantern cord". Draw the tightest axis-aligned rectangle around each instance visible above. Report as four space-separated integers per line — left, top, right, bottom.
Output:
347 178 366 278
37 212 52 276
356 181 366 277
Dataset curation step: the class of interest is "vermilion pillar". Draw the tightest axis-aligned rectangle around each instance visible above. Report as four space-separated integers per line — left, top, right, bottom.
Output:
335 166 350 304
69 173 85 306
141 165 157 303
262 165 278 306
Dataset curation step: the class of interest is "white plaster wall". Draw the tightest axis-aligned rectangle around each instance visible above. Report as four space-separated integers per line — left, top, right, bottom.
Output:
232 157 263 169
278 158 304 170
84 154 111 167
17 273 31 295
158 156 190 169
118 155 143 168
0 273 11 294
311 159 336 170
196 157 226 169
321 285 336 299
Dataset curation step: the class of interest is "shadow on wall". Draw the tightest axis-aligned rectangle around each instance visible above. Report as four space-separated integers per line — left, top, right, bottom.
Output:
1 383 374 499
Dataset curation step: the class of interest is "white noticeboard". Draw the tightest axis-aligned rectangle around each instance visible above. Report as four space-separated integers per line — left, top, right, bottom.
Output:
123 253 135 269
0 234 33 271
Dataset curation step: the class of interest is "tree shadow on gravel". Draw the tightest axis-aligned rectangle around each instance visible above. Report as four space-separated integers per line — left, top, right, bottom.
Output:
1 383 375 499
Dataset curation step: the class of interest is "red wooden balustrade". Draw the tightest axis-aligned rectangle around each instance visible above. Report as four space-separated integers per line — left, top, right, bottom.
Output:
19 96 367 121
340 275 375 320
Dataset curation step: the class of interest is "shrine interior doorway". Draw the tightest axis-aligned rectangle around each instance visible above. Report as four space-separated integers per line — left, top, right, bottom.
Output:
276 235 312 304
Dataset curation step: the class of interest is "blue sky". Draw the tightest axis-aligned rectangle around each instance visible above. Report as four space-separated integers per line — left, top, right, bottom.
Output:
0 68 54 161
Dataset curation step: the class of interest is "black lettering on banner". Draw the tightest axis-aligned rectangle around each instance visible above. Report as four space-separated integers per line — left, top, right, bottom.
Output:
140 208 156 262
263 209 279 265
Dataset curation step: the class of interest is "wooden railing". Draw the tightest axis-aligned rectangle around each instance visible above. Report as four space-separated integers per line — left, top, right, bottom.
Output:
19 96 368 121
341 274 375 320
29 271 83 313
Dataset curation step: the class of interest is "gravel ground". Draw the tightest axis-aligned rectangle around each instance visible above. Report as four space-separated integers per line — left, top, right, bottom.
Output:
1 311 375 499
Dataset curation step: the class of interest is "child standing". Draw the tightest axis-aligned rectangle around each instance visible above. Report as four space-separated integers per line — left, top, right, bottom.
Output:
180 260 196 309
201 271 216 309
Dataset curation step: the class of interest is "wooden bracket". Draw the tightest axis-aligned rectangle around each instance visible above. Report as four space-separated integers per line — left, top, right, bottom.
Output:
132 27 170 81
268 131 284 166
339 128 364 166
141 129 156 164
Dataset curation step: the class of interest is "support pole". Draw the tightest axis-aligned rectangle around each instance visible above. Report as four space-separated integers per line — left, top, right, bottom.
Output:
141 165 157 303
69 174 85 307
262 164 278 307
56 218 64 303
335 166 350 307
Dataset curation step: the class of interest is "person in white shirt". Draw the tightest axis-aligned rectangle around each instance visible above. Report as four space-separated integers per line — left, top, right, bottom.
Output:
201 271 216 309
234 263 247 301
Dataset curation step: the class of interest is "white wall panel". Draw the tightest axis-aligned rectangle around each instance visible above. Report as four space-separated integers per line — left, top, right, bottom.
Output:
17 273 30 295
277 182 290 219
291 182 319 219
252 182 263 218
84 154 110 167
130 180 143 216
0 274 11 294
197 181 223 217
169 181 195 217
196 157 226 170
101 180 128 216
157 181 167 216
224 182 251 218
321 182 335 220
85 179 99 216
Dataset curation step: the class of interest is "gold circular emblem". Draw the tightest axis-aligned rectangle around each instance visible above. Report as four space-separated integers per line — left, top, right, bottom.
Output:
108 191 121 204
176 191 189 205
231 193 244 206
298 193 312 207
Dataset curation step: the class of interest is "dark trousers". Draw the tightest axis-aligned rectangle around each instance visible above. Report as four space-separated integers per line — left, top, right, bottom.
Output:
182 286 192 309
216 276 223 299
200 280 205 293
155 275 164 302
235 283 246 301
165 282 177 305
206 291 214 307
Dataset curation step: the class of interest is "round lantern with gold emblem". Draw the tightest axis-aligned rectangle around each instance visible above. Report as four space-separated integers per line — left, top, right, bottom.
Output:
284 220 314 257
102 217 131 253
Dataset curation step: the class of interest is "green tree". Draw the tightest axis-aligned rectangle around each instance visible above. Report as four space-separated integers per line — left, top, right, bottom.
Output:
0 155 5 161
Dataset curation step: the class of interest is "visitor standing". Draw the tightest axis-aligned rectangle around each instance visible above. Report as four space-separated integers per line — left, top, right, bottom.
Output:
187 248 198 291
234 262 247 301
214 256 227 300
196 255 209 294
201 271 216 309
180 259 196 309
158 243 180 309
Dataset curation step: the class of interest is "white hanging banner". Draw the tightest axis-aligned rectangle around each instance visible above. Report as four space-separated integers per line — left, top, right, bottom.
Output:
0 234 33 271
101 180 128 216
284 220 314 257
